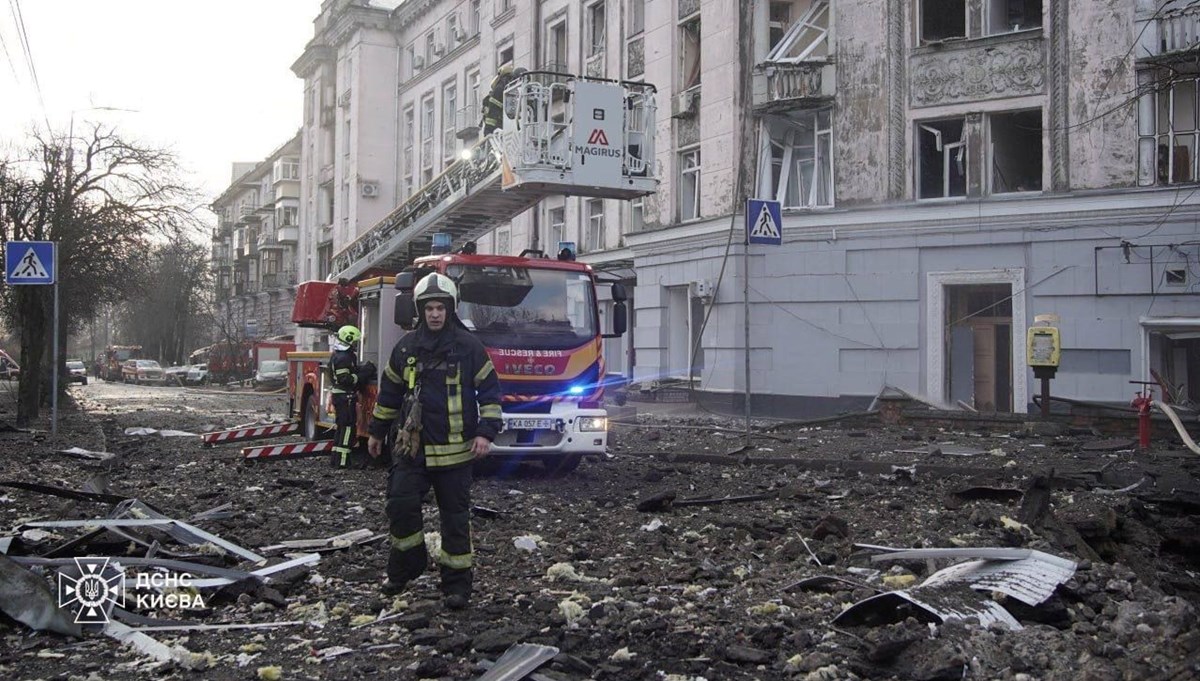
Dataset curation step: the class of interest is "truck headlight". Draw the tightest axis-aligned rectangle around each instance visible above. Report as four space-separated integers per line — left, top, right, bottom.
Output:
577 416 607 432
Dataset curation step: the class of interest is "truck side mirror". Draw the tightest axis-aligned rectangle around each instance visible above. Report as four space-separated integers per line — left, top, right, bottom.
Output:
612 301 627 337
395 293 417 330
395 271 414 290
611 282 627 302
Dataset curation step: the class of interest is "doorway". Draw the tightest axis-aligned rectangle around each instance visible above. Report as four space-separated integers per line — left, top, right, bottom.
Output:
927 269 1027 411
667 285 705 379
1143 318 1200 405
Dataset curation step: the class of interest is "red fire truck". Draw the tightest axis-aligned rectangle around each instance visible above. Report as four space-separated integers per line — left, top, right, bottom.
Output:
98 345 142 382
288 252 627 474
285 72 655 473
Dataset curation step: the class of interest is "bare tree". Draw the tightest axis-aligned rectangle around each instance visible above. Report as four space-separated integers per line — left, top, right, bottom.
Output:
0 124 201 425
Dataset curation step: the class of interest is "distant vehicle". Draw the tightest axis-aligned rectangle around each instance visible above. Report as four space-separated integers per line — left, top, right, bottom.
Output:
186 364 209 385
122 359 164 385
99 345 142 381
163 365 192 385
254 360 288 389
66 360 88 385
0 350 19 380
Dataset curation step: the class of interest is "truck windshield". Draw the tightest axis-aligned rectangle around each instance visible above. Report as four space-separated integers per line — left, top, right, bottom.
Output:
451 265 597 349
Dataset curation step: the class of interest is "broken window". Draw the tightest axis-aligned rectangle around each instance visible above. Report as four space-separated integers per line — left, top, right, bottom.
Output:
588 2 606 57
680 17 701 91
679 148 701 221
767 0 829 63
585 199 606 252
986 0 1042 35
990 109 1042 193
547 205 565 250
629 0 645 36
546 20 568 72
920 0 966 43
629 197 645 233
756 109 834 208
420 95 435 184
918 118 967 199
1139 70 1200 186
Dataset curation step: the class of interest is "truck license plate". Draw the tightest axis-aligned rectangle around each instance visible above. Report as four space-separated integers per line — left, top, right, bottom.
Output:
505 417 556 431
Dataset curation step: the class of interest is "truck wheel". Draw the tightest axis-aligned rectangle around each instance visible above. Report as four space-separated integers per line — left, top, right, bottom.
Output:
301 392 319 441
543 453 582 477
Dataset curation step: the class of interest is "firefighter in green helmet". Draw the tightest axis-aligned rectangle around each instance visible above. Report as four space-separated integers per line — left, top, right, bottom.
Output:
330 324 363 468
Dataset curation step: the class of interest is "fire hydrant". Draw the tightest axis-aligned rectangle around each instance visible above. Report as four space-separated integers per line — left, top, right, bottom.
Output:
1131 390 1153 451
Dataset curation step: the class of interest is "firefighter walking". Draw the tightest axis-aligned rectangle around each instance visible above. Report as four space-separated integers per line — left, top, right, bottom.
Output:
367 273 503 609
330 325 363 468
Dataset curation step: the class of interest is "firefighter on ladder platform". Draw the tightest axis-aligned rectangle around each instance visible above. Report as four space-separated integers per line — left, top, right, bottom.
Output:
331 325 363 468
480 63 526 137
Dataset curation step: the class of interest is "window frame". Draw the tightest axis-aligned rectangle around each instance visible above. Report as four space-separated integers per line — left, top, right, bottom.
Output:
916 118 968 200
585 198 606 252
679 147 702 222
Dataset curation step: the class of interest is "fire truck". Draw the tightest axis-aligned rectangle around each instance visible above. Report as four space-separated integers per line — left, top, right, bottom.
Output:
286 73 656 473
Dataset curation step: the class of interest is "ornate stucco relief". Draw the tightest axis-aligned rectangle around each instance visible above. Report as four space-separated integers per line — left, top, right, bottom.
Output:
910 38 1046 108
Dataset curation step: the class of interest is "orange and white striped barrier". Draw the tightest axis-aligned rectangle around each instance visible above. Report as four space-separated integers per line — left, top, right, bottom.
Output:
242 440 333 461
201 422 299 446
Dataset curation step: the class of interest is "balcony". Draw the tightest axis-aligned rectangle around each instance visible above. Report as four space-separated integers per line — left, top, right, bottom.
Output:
277 225 299 243
1157 5 1200 56
754 61 835 112
455 102 481 140
257 230 284 250
261 271 298 289
319 164 334 186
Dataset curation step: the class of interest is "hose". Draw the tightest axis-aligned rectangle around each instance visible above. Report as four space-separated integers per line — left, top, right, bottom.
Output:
1153 401 1200 455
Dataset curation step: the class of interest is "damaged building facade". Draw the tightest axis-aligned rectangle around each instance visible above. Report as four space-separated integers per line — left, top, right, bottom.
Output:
282 0 1198 415
628 0 1200 416
210 134 303 343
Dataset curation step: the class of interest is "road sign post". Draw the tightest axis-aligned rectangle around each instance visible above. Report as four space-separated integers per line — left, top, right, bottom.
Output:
742 200 782 447
6 241 59 434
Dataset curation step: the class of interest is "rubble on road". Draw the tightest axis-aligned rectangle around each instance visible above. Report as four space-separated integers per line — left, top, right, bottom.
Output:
1 383 1199 679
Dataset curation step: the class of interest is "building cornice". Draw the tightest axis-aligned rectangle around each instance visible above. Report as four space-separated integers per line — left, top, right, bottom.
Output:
292 42 334 78
392 0 442 29
398 35 481 95
626 187 1200 255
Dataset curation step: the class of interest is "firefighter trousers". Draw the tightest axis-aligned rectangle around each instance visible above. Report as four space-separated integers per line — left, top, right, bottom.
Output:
385 455 473 597
332 393 357 468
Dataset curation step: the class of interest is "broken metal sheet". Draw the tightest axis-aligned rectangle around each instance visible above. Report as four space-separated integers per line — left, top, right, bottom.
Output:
185 552 320 589
833 585 1022 631
0 554 83 637
55 447 116 461
859 544 1079 599
102 620 191 665
918 551 1077 607
259 529 380 554
475 643 561 681
189 503 234 522
21 519 265 563
0 480 129 504
0 536 12 554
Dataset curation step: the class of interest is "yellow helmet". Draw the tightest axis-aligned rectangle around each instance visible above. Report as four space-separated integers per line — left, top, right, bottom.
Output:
337 325 362 344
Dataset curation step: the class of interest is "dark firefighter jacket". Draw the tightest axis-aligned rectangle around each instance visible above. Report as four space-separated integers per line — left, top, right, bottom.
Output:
369 323 503 469
480 73 513 135
330 347 358 394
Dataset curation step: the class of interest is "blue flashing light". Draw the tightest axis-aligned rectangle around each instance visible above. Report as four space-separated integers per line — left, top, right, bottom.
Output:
567 385 585 395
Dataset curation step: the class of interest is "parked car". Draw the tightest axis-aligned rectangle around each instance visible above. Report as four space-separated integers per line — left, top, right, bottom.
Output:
0 350 19 380
163 364 192 385
66 360 88 385
254 360 288 389
186 363 209 385
122 359 165 384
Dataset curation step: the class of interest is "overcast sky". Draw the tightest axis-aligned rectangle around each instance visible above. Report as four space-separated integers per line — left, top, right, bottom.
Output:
0 0 323 219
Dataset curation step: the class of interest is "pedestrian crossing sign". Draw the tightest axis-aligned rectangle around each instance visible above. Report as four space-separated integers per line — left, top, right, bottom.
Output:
5 241 56 285
746 199 782 246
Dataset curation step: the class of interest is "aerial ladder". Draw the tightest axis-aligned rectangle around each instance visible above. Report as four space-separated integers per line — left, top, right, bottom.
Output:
329 72 658 280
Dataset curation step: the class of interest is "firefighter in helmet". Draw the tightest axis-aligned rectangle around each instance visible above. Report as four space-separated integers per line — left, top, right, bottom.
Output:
367 272 503 609
480 63 527 136
330 324 363 468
